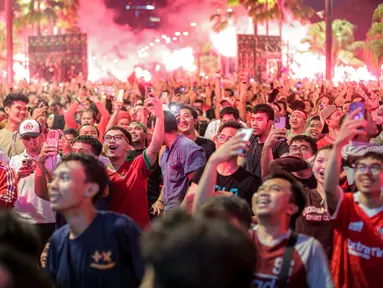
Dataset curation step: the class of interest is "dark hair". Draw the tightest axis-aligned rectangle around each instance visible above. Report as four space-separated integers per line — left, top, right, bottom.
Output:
194 99 204 104
73 135 103 156
51 114 65 130
179 105 198 120
224 88 234 97
290 100 305 111
64 128 78 137
252 104 274 121
199 196 253 229
290 135 318 154
0 209 41 259
3 93 29 107
316 95 332 106
60 153 108 202
163 110 178 133
141 209 256 288
304 100 314 109
309 115 320 122
81 109 97 121
354 151 383 167
263 173 306 221
104 126 132 144
218 120 244 134
78 124 100 138
0 246 53 288
351 94 364 102
314 145 333 160
220 107 240 120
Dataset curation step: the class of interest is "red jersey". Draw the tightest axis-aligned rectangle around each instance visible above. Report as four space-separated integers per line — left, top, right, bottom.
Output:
331 192 383 288
317 134 335 149
250 228 333 288
107 151 154 229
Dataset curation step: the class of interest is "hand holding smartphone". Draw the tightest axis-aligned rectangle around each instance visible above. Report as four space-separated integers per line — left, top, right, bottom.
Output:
46 130 60 156
236 128 253 154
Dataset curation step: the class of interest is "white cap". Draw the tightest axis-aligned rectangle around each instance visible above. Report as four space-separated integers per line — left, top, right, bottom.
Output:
19 119 41 138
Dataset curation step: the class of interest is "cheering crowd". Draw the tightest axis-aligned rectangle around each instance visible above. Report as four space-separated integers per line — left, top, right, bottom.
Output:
0 73 382 288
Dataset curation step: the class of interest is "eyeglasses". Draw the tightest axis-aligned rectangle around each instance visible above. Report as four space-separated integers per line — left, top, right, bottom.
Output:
216 134 233 143
289 145 310 154
354 164 382 175
103 134 128 143
22 135 39 141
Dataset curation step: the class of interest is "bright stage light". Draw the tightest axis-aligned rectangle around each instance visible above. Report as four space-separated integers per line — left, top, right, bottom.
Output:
172 37 177 41
175 32 181 36
155 39 160 43
183 32 189 36
149 43 154 46
190 23 197 27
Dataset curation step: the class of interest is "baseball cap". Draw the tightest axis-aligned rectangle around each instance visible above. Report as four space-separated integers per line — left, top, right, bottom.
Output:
319 105 338 133
19 119 42 138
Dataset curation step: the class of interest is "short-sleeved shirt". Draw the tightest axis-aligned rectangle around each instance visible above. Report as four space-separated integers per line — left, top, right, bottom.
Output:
161 135 206 210
107 151 154 228
0 128 25 158
250 227 334 288
330 192 383 288
191 166 260 205
316 134 335 149
245 135 289 179
44 211 144 288
0 163 17 208
295 189 333 260
194 137 216 160
10 151 60 224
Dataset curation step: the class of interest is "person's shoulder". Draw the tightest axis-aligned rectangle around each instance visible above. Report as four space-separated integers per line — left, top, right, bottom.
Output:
99 211 141 230
237 166 258 179
50 224 70 244
295 232 325 253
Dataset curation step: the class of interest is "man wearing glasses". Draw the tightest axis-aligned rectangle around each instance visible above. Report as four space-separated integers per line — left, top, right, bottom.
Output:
265 135 318 189
324 110 383 288
103 95 164 229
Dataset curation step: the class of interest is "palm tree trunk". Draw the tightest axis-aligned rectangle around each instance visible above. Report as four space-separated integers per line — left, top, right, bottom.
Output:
37 0 41 35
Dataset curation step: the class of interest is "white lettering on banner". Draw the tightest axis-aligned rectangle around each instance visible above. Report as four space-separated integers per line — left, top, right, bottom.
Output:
347 239 383 260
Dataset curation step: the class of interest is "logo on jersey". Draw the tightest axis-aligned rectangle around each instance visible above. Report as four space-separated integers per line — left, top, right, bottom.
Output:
90 250 116 269
348 221 364 232
347 239 383 260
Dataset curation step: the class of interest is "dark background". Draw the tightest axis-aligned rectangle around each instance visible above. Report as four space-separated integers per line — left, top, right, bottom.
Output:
105 0 382 40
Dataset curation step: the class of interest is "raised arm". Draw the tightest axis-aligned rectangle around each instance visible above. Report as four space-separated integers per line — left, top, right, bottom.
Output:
260 128 288 179
192 133 249 214
34 145 57 201
238 73 247 121
144 95 164 166
214 72 222 120
105 102 122 132
324 110 366 214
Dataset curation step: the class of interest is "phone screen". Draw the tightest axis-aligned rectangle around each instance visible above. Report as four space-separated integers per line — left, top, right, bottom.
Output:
46 130 60 156
236 128 253 154
274 116 286 129
349 102 365 120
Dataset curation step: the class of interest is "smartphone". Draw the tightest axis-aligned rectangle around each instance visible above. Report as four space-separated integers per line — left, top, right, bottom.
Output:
46 130 60 156
117 89 124 102
22 159 33 167
274 116 286 129
236 128 253 154
349 102 365 121
296 82 302 89
145 86 155 98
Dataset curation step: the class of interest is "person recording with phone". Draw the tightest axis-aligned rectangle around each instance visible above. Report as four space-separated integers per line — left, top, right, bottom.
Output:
317 105 343 149
181 121 260 210
9 119 60 247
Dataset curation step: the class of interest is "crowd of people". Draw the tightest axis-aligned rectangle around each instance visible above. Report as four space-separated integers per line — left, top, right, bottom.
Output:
0 72 382 288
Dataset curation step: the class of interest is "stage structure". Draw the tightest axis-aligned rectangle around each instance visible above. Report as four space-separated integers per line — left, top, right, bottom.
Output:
237 34 282 82
28 34 88 82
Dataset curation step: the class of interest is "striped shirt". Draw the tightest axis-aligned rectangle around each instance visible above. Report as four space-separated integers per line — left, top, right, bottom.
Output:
0 163 17 208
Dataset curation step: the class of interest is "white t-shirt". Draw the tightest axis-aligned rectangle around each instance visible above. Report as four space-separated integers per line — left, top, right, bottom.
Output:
10 151 60 224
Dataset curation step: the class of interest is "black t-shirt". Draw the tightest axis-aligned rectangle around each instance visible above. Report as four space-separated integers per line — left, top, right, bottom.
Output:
195 137 216 160
293 174 317 190
192 166 260 205
245 135 289 179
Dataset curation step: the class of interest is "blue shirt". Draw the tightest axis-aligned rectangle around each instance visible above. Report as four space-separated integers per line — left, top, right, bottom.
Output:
161 135 206 210
44 211 144 288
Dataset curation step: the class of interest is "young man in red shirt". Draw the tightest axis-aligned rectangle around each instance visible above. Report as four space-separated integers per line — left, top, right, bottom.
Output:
103 94 164 228
324 110 383 288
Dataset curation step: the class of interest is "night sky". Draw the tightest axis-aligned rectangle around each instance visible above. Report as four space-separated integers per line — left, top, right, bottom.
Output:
106 0 382 39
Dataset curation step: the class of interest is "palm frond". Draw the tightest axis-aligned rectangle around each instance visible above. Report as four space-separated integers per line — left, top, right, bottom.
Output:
367 22 383 39
372 3 383 22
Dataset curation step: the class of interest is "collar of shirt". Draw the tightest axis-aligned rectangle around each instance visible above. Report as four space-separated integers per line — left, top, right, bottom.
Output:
22 150 39 161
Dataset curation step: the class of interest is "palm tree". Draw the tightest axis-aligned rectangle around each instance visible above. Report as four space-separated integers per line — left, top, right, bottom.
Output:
301 19 365 67
367 4 383 67
14 0 79 35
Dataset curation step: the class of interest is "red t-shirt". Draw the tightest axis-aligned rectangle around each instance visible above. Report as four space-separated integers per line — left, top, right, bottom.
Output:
331 192 383 288
107 151 154 229
316 134 335 149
